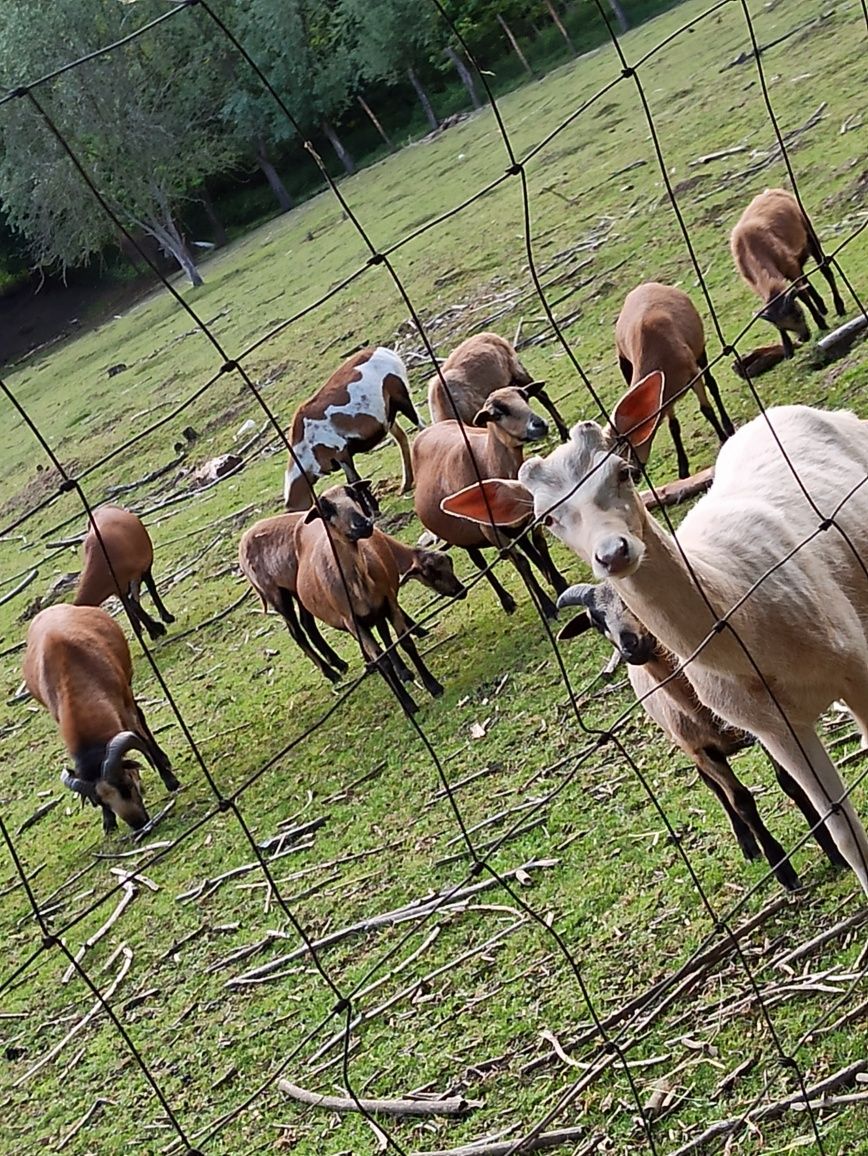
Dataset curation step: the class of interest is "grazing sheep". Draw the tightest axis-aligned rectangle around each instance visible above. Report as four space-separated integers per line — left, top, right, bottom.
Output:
558 581 846 888
414 386 566 619
428 332 569 440
74 505 174 641
730 188 846 358
293 486 446 712
440 385 868 893
283 347 423 512
608 283 733 479
23 604 178 832
239 506 465 683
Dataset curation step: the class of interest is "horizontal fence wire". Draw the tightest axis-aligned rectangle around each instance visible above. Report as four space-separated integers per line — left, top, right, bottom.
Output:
0 1 867 1154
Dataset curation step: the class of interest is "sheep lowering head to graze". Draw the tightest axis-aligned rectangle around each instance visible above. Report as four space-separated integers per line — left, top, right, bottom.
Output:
730 188 846 358
414 385 566 619
283 346 423 513
558 581 848 889
23 604 179 833
293 485 448 712
74 505 174 641
428 331 570 441
238 500 465 684
442 378 868 894
607 283 733 479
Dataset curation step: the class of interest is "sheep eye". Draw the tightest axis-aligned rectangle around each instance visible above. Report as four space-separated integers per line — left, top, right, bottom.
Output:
618 463 633 484
541 514 555 528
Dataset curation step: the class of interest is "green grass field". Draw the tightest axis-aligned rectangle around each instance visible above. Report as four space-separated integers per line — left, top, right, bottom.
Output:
2 1 868 1153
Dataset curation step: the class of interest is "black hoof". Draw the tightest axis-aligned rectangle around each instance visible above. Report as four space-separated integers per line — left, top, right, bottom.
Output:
147 622 167 640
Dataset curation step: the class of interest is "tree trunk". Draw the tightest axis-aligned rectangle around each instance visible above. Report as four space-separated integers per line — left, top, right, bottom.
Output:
497 14 534 77
608 0 630 33
321 121 356 175
141 212 204 288
198 185 227 247
256 139 293 212
544 0 578 54
445 45 481 110
407 66 439 132
357 95 393 150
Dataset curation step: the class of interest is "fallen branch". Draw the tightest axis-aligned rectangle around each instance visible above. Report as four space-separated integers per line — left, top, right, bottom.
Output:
409 1126 589 1155
774 910 868 969
688 145 747 166
133 797 176 840
640 467 714 509
16 797 60 835
57 1097 115 1150
815 314 868 356
720 11 834 70
15 946 133 1085
160 588 252 646
258 817 328 853
226 860 557 988
278 1080 479 1117
0 568 38 606
61 882 137 984
105 451 187 498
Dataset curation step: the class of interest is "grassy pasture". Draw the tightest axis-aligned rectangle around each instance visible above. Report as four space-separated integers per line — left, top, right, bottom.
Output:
1 1 867 1153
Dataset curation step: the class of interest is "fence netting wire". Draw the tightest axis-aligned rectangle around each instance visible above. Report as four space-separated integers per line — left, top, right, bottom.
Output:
1 0 867 1154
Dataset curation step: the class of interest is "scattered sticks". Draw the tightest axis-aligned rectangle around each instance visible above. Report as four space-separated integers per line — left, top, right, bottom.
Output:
408 1126 589 1155
0 567 38 606
61 882 137 984
15 797 60 835
57 1097 115 1151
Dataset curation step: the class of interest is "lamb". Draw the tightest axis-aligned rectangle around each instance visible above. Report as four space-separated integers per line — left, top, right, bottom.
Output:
293 485 447 713
730 188 846 358
557 581 847 889
283 346 423 512
428 332 569 441
239 506 466 683
413 385 567 619
608 283 733 479
74 505 174 641
23 604 179 833
440 378 868 894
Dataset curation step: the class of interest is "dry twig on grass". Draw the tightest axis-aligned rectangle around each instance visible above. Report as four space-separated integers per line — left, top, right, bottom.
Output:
408 1125 589 1155
61 882 137 984
57 1097 115 1150
277 1080 479 1117
15 797 60 835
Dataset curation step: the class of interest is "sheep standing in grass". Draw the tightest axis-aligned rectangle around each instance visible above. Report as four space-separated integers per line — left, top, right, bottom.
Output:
74 505 174 641
415 386 566 618
239 509 465 683
428 332 570 441
730 188 846 358
608 283 733 479
441 384 868 894
558 581 847 888
23 604 178 833
283 346 423 512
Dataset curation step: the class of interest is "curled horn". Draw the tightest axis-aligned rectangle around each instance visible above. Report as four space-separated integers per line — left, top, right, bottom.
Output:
556 584 595 611
60 769 95 798
102 732 151 780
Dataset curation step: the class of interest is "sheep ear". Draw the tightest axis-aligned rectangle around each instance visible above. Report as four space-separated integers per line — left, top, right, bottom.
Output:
522 379 546 398
610 371 666 449
398 566 420 587
473 407 495 427
557 612 593 642
440 479 533 526
303 505 322 524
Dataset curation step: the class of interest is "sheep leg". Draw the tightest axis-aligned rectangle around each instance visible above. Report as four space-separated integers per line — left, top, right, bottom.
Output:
769 756 849 868
506 549 559 619
760 726 868 894
667 415 691 480
101 805 118 834
467 547 516 615
134 703 179 791
697 350 735 437
804 279 828 317
391 604 444 698
374 618 414 684
125 584 166 640
276 589 343 683
390 423 414 494
142 568 175 624
778 328 795 359
402 610 428 638
695 747 800 890
295 603 349 674
356 623 418 714
517 527 568 594
807 232 846 316
535 388 570 443
798 285 828 331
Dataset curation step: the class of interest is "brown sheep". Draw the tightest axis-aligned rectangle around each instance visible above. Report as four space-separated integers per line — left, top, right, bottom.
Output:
293 486 447 713
413 386 566 618
607 282 733 480
730 188 846 358
74 505 174 641
283 346 422 512
428 332 569 440
23 604 178 833
239 507 465 683
557 581 848 889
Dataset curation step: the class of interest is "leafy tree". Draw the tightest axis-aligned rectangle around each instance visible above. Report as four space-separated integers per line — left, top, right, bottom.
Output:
0 1 235 285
